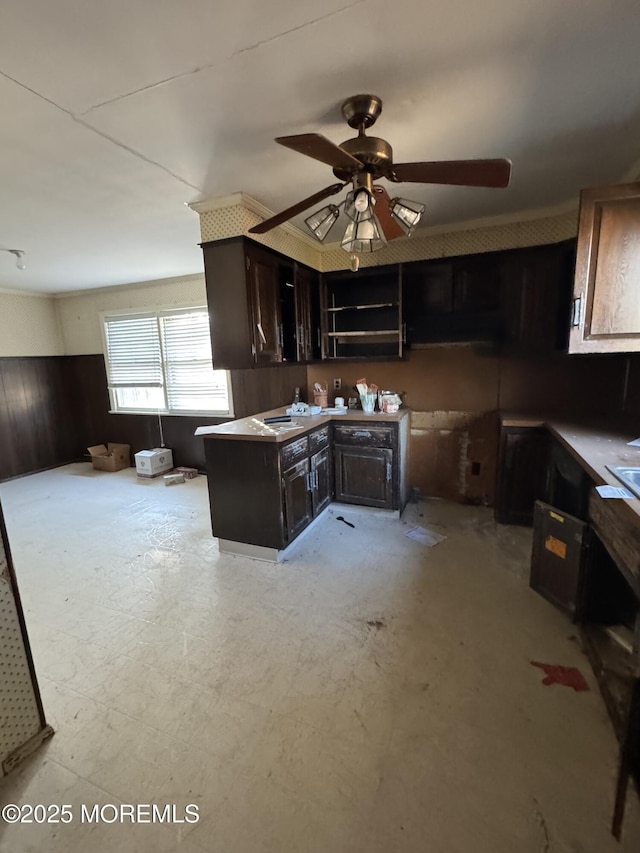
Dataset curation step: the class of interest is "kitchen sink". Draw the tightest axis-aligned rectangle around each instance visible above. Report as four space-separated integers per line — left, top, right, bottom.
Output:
607 465 640 498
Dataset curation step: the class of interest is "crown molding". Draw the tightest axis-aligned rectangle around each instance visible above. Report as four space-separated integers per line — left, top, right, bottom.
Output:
53 272 205 300
0 286 54 298
189 192 327 251
188 192 250 214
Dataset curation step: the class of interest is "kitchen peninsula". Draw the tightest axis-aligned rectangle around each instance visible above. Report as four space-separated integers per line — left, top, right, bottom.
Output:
201 407 410 561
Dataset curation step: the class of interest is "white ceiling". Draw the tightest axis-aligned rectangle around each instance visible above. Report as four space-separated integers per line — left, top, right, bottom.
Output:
1 0 640 293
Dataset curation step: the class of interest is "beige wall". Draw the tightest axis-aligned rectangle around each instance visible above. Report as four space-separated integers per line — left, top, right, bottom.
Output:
0 290 62 356
55 274 206 355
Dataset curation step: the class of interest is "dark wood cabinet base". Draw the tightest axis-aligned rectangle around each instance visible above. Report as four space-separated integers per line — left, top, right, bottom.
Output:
204 410 409 561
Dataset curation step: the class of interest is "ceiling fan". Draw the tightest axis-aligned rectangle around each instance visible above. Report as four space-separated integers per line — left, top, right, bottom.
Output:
249 94 512 250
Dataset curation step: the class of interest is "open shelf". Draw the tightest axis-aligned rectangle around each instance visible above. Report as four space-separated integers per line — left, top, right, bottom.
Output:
326 302 397 312
321 265 403 360
327 330 399 337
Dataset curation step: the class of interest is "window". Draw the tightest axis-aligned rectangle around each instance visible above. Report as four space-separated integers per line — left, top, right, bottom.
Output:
102 308 232 416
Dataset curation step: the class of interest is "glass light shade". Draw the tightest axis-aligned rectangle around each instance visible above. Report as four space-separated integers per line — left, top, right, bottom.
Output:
304 204 340 242
341 215 387 253
344 189 374 222
390 197 426 236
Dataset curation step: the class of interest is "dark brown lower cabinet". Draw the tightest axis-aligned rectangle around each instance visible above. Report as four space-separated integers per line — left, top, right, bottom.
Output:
283 458 313 541
334 444 393 509
495 426 549 525
283 441 333 541
530 501 589 619
205 414 408 553
310 446 332 516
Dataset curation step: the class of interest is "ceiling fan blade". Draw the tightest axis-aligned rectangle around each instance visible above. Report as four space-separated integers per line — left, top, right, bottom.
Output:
372 186 405 241
276 133 363 171
390 159 512 188
248 183 346 235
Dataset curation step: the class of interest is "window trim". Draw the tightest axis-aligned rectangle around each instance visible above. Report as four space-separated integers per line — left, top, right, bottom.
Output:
100 305 234 418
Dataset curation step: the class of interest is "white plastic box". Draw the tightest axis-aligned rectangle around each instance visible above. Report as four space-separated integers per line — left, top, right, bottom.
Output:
134 448 173 478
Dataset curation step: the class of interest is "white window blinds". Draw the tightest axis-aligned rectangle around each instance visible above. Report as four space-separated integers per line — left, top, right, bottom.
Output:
104 314 162 388
161 312 228 413
102 308 231 416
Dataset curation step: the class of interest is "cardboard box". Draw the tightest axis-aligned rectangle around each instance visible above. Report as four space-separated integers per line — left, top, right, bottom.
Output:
173 466 198 480
164 473 185 486
134 448 173 478
87 443 131 472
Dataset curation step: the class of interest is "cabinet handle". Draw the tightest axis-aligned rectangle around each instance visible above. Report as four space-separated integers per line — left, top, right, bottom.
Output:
402 322 406 344
306 472 312 491
298 324 305 353
314 470 318 489
571 296 583 328
353 430 372 438
278 324 284 348
256 322 267 345
386 462 392 481
317 328 321 348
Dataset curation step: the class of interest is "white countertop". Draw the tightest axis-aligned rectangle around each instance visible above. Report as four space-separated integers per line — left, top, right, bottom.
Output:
197 406 410 442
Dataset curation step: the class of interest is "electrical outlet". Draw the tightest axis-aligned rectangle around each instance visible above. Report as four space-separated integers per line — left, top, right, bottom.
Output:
333 378 341 390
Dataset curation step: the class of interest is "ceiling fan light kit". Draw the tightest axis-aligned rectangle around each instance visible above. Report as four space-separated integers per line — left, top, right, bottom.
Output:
341 215 387 254
249 94 511 266
304 204 340 242
389 197 427 236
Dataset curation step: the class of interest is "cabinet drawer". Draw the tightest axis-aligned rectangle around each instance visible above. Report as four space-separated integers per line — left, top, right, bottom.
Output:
281 436 309 469
333 424 394 448
309 425 330 453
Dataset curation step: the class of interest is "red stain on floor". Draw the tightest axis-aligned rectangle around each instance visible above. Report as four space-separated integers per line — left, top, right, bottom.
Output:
530 661 590 692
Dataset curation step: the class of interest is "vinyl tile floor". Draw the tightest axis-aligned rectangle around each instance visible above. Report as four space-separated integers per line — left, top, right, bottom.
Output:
0 462 639 852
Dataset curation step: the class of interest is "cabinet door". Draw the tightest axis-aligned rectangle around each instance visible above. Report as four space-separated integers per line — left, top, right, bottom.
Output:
404 255 503 343
570 182 640 353
495 428 549 525
202 240 255 369
334 444 393 509
283 458 313 541
453 255 502 313
246 244 282 364
530 501 588 619
294 264 317 362
403 261 454 343
311 446 332 516
502 244 573 351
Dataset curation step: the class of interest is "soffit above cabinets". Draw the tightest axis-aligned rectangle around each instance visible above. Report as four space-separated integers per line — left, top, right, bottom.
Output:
1 0 640 292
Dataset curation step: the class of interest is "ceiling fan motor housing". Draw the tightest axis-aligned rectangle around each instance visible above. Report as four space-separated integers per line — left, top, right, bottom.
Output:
341 94 383 129
333 136 394 182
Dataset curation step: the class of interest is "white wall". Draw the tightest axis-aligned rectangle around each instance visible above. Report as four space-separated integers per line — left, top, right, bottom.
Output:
55 273 206 355
0 290 63 356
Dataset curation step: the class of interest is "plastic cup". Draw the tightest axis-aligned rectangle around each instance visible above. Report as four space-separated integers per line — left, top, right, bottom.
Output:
360 393 376 413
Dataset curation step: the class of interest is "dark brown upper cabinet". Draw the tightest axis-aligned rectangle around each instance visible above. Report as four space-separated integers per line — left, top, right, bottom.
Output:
502 241 575 352
403 253 503 344
201 237 320 369
569 182 640 353
294 263 320 362
245 241 283 365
